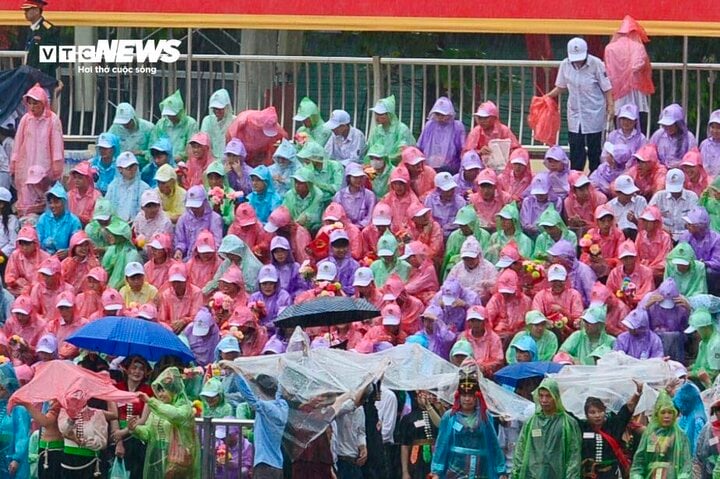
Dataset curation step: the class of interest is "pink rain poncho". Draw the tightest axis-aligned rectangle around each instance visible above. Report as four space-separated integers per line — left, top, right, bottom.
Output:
464 101 520 154
383 274 425 335
680 148 709 196
379 166 423 233
4 295 47 348
4 225 50 296
469 169 511 229
589 283 629 337
486 269 532 338
228 203 271 260
628 144 667 199
30 256 73 322
88 288 126 321
407 204 444 261
10 84 65 214
157 263 205 331
360 203 393 258
585 205 626 263
60 231 101 293
606 240 655 309
46 291 88 358
224 107 288 167
531 284 584 329
402 242 440 305
184 132 214 187
266 206 312 264
187 230 222 289
320 202 363 260
143 233 174 289
603 15 655 101
218 266 249 311
75 267 107 320
457 306 504 376
635 205 672 279
67 161 102 225
226 306 268 356
564 171 608 230
401 147 437 200
499 148 533 203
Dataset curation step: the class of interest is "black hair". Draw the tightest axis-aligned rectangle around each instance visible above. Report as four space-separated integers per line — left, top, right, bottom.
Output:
584 396 607 415
256 373 278 397
0 199 11 235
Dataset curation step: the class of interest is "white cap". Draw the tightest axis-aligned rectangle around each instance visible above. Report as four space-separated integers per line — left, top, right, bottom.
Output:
377 246 394 257
370 101 389 115
404 151 426 166
547 264 567 282
161 104 178 116
573 175 591 188
660 297 676 309
219 339 241 353
671 257 690 266
602 141 615 157
0 187 11 204
466 309 485 321
185 188 205 208
104 303 123 312
372 211 392 227
97 136 114 148
12 306 29 315
495 256 515 268
124 262 145 277
666 169 685 193
316 261 337 281
264 221 279 233
412 207 431 218
141 189 161 207
435 172 458 191
149 238 165 250
169 271 186 282
330 229 350 243
567 37 588 62
640 210 657 221
614 175 639 195
56 297 74 308
192 314 212 337
113 105 134 125
116 151 139 168
209 97 229 110
258 265 279 283
382 314 400 326
382 293 397 302
36 335 57 354
326 109 351 130
530 179 550 195
197 242 216 254
353 267 374 287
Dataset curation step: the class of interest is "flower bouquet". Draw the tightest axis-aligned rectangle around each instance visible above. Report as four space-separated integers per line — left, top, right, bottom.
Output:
615 276 638 307
299 260 316 281
522 260 546 285
294 131 310 147
317 281 343 297
208 187 225 206
249 300 267 319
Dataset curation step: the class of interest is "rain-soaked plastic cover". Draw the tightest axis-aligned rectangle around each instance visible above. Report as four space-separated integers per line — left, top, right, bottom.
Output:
549 351 678 419
220 330 533 456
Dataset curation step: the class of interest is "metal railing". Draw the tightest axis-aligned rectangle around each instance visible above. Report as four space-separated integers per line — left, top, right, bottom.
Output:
195 417 254 478
2 50 719 148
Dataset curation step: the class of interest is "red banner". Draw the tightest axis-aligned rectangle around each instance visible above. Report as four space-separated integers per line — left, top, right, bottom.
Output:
0 1 718 36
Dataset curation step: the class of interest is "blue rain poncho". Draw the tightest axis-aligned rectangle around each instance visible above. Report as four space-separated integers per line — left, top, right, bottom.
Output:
36 182 82 254
269 139 300 197
141 137 175 187
89 132 121 194
248 165 282 224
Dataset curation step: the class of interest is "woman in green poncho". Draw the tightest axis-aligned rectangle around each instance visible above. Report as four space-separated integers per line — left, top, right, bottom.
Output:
664 241 708 297
365 144 395 199
151 90 199 163
203 161 235 227
200 378 234 418
442 205 491 280
282 166 326 233
130 367 200 479
108 102 155 168
293 97 332 146
203 234 263 296
559 305 615 365
512 377 581 479
686 308 720 389
533 205 577 260
506 311 559 363
296 140 344 203
84 197 122 255
101 220 143 290
367 95 416 165
699 176 720 232
200 89 236 161
629 390 692 479
370 230 411 287
487 202 534 264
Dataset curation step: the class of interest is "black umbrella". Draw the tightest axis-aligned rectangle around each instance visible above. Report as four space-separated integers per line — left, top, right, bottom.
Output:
274 296 380 329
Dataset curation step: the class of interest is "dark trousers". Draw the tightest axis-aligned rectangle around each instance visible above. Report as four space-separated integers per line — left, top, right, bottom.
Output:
337 457 364 479
38 449 62 479
569 127 602 172
254 463 284 479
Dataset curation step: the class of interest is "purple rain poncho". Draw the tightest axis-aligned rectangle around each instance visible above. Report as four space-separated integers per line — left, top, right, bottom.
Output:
612 308 664 359
174 186 224 259
424 189 467 238
547 239 597 307
677 206 720 274
417 97 466 173
649 104 698 168
429 277 480 332
332 185 377 229
589 143 633 196
642 277 690 362
183 308 222 366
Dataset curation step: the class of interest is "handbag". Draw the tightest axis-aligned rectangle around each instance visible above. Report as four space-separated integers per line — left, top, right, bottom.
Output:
165 426 193 478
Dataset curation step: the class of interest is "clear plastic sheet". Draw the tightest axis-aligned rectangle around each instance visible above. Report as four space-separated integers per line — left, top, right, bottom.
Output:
548 351 677 419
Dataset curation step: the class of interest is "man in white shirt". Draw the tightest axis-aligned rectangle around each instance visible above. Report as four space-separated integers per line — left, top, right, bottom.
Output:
325 109 367 167
333 394 367 479
649 168 699 241
607 174 647 240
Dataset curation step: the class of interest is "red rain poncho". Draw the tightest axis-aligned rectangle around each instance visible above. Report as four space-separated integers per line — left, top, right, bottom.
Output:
680 148 709 196
226 306 268 357
564 171 608 229
187 230 222 289
604 15 655 101
635 205 672 278
228 203 271 260
184 132 214 188
469 169 511 229
29 256 73 321
402 242 440 305
143 233 174 289
319 202 363 261
75 267 107 320
499 148 533 203
464 101 521 153
157 264 205 331
67 161 102 225
379 166 423 233
531 286 584 328
224 107 289 167
266 206 312 264
60 231 101 293
4 295 47 348
486 269 532 337
527 96 560 146
589 283 629 337
627 144 667 199
401 147 436 200
4 225 50 296
606 241 655 309
407 204 444 261
383 274 424 335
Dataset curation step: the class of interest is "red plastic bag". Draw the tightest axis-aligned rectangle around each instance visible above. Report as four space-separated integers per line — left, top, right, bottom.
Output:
528 95 560 146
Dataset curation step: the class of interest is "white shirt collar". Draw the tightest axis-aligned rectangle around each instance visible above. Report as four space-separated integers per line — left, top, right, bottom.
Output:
30 18 43 31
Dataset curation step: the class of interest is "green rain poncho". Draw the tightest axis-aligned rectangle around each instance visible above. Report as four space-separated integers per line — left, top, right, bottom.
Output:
84 197 123 251
200 378 235 418
201 89 236 160
512 378 582 479
294 97 332 146
629 391 692 479
132 367 200 479
203 234 263 295
687 308 720 381
442 205 491 279
151 90 199 162
559 305 615 365
101 220 143 290
108 102 155 167
487 202 534 264
506 311 559 363
366 95 416 165
664 242 708 297
203 161 235 226
449 339 474 361
365 144 395 199
370 231 411 287
700 177 720 233
282 166 326 232
533 205 578 260
297 140 344 203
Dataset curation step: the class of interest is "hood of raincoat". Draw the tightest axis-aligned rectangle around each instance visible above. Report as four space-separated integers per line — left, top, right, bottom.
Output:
495 201 523 235
428 96 456 119
673 381 706 417
150 137 175 162
450 340 474 359
666 242 698 268
496 269 521 298
322 202 349 223
294 97 324 128
656 277 681 302
377 230 399 257
201 377 227 405
46 181 68 206
250 165 278 197
616 14 649 42
650 390 678 426
537 204 567 230
373 95 398 122
532 377 567 413
92 198 115 222
622 308 650 330
543 146 570 172
113 102 140 125
366 143 389 164
159 90 187 120
219 234 249 257
609 143 633 169
454 205 479 229
547 239 576 263
208 88 234 117
633 143 660 168
95 132 121 159
291 166 316 185
273 139 300 169
69 230 93 256
297 140 327 162
193 230 217 254
204 160 228 186
0 361 20 395
23 83 51 118
218 234 264 284
151 366 189 404
683 205 710 228
106 219 133 242
512 335 538 361
16 224 39 247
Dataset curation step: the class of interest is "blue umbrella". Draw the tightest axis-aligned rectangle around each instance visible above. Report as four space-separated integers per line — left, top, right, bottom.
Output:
494 361 565 388
67 316 195 363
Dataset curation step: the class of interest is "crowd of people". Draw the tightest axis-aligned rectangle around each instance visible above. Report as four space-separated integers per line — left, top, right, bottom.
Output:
0 9 719 479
